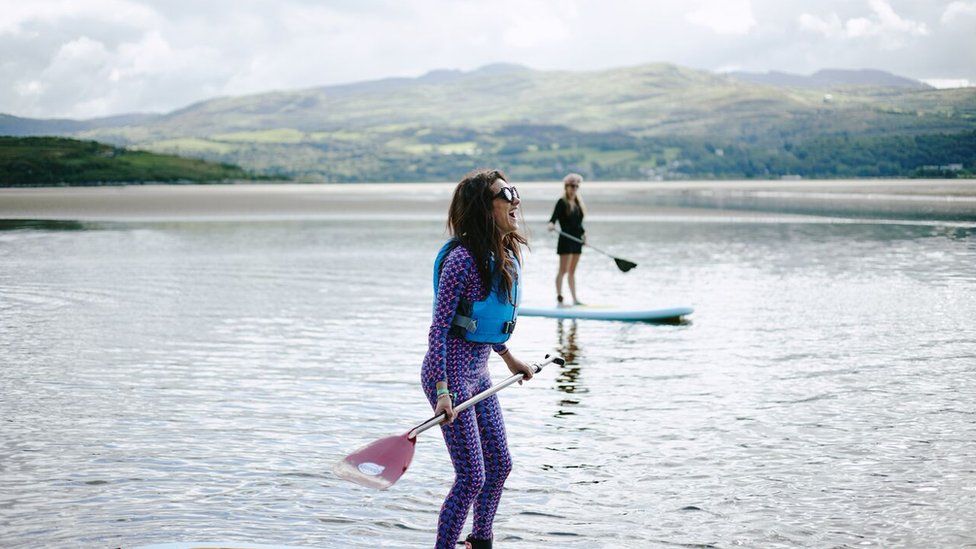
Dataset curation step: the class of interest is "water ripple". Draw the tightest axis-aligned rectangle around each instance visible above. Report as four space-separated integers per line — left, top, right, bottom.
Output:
1 218 975 547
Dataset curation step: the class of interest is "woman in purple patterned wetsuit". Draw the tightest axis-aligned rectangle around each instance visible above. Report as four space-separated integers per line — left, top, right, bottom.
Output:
422 169 535 549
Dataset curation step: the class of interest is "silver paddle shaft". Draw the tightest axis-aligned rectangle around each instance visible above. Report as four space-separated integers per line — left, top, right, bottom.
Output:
556 230 614 259
408 355 563 439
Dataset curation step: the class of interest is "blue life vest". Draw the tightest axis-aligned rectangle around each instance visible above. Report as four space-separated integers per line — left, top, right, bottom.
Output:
432 239 521 344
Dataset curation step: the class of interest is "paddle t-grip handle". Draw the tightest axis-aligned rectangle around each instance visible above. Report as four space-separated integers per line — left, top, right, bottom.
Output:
408 354 564 439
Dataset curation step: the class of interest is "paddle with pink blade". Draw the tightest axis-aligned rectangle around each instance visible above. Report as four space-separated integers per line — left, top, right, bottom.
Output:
334 354 564 490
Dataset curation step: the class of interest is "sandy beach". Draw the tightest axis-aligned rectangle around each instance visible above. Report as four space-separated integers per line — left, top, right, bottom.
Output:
1 179 975 222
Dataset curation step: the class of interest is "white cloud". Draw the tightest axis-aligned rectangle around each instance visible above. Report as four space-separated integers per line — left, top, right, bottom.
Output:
502 2 575 49
15 80 46 97
686 0 757 35
0 0 160 35
7 28 228 117
52 35 109 62
115 31 219 78
941 1 976 23
865 0 928 36
799 0 927 41
922 78 973 88
844 17 876 38
1 0 973 118
798 12 843 37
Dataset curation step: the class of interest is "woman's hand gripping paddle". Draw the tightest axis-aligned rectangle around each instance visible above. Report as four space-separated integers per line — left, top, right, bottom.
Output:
557 229 637 272
334 354 565 490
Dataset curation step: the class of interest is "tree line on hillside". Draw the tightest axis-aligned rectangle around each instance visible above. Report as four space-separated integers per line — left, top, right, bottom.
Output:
0 136 254 186
277 126 976 182
674 132 976 179
3 129 974 185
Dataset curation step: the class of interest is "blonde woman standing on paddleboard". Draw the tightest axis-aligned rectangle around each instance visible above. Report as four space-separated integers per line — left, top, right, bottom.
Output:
547 173 586 305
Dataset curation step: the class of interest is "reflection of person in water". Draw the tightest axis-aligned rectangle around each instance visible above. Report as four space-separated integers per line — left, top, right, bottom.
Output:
554 320 583 415
556 319 580 365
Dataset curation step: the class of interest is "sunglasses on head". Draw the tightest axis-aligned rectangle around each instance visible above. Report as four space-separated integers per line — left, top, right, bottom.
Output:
492 186 520 203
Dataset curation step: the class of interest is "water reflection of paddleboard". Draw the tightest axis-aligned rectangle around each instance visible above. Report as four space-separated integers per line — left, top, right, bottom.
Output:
519 305 693 322
135 544 317 549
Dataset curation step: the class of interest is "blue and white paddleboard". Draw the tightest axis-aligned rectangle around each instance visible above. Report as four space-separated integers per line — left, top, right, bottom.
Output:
519 305 693 322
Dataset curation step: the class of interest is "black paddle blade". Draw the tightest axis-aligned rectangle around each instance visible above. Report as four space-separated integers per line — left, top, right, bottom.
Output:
614 258 637 272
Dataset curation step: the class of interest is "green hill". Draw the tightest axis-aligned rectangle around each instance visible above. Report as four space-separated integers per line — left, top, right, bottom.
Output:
0 136 253 186
0 113 161 136
727 68 933 90
16 63 976 181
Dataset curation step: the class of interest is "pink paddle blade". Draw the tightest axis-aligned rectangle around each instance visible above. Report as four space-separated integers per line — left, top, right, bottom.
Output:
333 432 417 490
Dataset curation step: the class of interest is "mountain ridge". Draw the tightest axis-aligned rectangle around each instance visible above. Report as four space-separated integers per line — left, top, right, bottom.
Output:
0 63 937 132
727 68 932 90
1 62 973 181
0 112 162 137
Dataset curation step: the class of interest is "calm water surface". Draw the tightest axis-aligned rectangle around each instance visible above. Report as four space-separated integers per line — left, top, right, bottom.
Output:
2 206 976 547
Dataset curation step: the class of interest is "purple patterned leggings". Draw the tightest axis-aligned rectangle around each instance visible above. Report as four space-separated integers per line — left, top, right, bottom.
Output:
422 339 512 548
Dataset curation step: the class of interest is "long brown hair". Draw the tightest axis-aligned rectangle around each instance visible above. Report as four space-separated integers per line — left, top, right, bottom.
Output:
447 168 528 302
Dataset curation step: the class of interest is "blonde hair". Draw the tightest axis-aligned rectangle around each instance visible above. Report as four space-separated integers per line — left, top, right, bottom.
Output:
562 173 586 216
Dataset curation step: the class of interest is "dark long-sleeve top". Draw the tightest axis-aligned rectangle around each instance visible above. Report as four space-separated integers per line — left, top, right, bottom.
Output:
549 198 585 238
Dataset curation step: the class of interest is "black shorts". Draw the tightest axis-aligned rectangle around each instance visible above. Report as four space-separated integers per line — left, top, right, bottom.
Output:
557 235 583 255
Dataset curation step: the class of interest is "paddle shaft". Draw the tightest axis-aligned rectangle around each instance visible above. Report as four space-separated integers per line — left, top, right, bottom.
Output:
556 229 616 260
407 355 560 439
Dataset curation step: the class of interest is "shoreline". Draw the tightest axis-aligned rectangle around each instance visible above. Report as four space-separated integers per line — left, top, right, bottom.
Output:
1 180 975 223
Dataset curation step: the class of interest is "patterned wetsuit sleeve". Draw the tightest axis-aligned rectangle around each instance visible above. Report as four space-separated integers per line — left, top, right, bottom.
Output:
427 248 474 385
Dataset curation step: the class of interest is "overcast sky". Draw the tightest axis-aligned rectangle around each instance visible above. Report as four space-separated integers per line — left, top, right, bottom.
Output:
2 0 974 119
